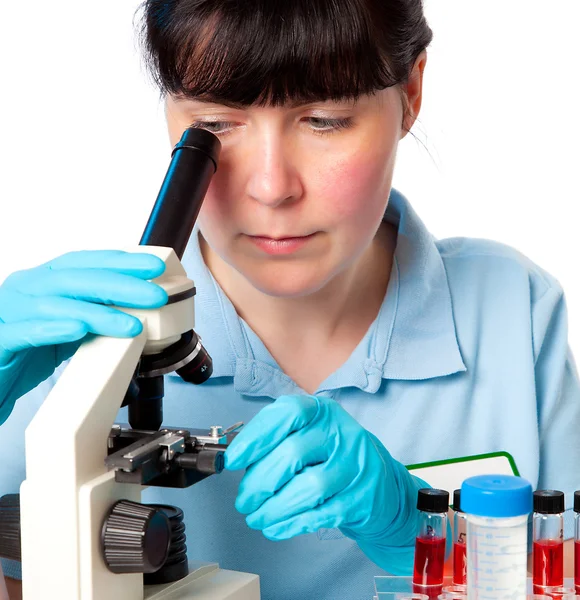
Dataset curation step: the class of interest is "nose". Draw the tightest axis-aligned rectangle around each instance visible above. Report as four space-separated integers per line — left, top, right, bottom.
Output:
245 135 303 208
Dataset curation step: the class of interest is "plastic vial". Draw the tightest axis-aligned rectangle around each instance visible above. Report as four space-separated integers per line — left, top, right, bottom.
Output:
574 490 580 594
532 489 564 591
462 474 532 600
452 489 467 586
412 488 449 593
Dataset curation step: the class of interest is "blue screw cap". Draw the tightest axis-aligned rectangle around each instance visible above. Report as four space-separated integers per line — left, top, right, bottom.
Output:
461 474 533 518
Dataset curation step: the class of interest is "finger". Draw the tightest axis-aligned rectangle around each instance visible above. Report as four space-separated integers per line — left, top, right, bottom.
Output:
41 250 166 279
225 395 320 470
235 426 331 514
245 462 353 531
0 319 88 365
4 269 167 309
0 294 143 338
261 495 349 540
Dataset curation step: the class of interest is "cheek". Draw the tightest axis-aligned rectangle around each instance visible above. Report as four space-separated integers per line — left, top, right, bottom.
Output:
316 152 393 222
197 152 247 229
197 174 235 233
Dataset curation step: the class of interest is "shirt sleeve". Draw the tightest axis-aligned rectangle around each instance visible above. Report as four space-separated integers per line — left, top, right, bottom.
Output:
531 270 580 538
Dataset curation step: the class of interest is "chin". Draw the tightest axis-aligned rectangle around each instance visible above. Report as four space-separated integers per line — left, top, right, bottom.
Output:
242 266 334 298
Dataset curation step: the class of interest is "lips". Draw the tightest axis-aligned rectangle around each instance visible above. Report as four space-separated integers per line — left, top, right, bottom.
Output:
245 232 318 255
249 233 315 240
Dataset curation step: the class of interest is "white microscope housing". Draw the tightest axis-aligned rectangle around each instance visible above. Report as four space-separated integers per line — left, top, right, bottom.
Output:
0 127 261 600
19 246 259 600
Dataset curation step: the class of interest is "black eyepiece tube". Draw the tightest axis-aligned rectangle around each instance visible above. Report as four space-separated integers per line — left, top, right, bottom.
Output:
139 128 221 260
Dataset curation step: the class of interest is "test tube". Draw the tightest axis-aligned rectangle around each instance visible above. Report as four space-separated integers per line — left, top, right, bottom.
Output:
574 490 580 594
443 586 467 594
452 489 467 586
462 474 532 600
412 488 449 593
542 586 576 599
533 489 564 592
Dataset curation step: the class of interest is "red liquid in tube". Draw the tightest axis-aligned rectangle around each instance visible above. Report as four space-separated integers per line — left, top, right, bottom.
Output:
452 541 467 585
413 536 446 586
533 538 564 588
575 540 580 593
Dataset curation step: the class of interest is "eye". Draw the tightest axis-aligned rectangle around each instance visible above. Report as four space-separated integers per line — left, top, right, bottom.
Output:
306 117 354 134
189 120 237 134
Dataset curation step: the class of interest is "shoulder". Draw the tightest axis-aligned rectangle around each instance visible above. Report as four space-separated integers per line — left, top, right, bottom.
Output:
436 236 547 277
435 236 563 304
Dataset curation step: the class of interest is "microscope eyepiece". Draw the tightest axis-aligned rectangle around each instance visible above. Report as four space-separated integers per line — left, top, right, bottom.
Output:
139 127 221 260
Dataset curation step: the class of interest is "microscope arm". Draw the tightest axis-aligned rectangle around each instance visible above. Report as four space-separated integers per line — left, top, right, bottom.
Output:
19 246 193 600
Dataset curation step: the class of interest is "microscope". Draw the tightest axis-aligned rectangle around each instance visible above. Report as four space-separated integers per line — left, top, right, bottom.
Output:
0 128 260 599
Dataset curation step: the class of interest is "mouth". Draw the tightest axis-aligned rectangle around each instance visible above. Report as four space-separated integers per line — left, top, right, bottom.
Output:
248 233 317 241
245 232 319 255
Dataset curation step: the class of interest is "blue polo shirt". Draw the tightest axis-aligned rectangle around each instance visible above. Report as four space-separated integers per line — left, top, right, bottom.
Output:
2 188 580 599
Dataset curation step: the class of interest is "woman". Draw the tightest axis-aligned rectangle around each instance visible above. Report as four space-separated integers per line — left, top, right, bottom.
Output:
1 1 579 598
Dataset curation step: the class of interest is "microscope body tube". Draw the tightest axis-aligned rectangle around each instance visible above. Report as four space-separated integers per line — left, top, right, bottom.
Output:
131 126 221 431
140 127 220 260
532 490 565 591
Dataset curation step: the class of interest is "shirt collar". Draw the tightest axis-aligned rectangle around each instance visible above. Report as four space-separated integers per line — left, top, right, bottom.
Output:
176 188 466 393
378 188 466 381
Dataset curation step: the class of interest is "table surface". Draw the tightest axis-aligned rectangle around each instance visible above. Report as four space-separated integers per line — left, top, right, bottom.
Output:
374 576 576 594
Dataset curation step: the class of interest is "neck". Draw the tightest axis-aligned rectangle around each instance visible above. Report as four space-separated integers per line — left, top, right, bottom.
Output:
199 223 397 355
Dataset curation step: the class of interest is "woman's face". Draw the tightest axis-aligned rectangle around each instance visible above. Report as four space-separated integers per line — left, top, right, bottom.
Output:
165 62 423 298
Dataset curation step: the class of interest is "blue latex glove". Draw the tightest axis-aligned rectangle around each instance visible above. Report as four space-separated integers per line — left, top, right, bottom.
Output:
0 250 168 425
225 394 426 574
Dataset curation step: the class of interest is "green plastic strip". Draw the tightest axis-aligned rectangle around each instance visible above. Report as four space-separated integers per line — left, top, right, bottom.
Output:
406 451 519 476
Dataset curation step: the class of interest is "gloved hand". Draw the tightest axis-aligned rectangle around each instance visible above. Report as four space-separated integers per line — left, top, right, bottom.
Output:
225 394 426 574
0 250 168 425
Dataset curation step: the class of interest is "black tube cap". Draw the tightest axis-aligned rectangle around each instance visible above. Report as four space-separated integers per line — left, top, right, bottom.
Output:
417 488 449 513
453 489 462 512
575 491 580 513
533 490 564 514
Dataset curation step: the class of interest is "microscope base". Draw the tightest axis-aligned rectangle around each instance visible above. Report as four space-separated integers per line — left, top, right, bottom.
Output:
144 561 260 600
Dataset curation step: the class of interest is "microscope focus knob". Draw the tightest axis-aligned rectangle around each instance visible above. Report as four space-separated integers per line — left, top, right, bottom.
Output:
0 494 21 561
101 499 171 574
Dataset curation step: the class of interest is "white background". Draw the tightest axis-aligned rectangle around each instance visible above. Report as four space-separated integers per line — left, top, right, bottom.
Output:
0 1 579 353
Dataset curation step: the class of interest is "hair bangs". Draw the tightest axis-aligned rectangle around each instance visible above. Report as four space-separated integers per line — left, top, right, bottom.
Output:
139 0 404 107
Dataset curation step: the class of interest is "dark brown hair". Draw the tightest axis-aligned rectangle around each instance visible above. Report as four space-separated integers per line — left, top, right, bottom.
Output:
136 0 433 126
